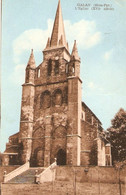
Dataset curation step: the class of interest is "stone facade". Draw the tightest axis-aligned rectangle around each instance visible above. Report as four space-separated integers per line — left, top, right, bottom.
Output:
2 0 111 167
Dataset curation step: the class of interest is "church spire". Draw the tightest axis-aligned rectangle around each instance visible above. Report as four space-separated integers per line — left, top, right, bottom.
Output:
25 49 36 84
71 40 80 61
50 0 67 49
45 38 51 49
27 49 36 69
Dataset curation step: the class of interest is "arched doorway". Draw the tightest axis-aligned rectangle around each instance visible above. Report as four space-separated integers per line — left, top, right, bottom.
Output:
36 150 44 166
57 149 66 165
32 148 44 167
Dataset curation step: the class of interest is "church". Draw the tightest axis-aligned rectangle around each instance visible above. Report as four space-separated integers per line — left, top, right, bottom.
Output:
2 0 111 167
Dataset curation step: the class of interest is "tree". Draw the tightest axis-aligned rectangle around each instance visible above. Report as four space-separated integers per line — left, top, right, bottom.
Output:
107 108 126 164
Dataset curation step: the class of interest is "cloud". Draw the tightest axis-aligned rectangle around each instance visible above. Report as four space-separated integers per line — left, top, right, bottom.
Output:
13 19 53 64
10 64 26 85
103 49 113 61
13 19 102 63
86 81 104 94
12 19 102 84
88 82 96 89
64 20 102 50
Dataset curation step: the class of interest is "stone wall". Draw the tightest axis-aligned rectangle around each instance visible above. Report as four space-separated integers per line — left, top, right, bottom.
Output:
81 120 98 165
97 138 106 166
1 166 126 195
67 77 82 166
35 48 69 86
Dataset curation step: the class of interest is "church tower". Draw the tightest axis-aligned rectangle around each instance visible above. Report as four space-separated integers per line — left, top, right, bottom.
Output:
19 49 36 163
2 0 110 168
18 0 82 166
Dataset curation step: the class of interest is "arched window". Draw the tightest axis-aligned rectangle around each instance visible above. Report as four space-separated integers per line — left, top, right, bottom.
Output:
53 89 62 106
40 90 51 109
68 63 75 75
53 126 66 138
72 63 75 73
33 147 44 167
54 60 59 75
47 59 52 76
33 128 44 138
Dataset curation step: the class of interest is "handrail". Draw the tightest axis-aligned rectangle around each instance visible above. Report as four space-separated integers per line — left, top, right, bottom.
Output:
3 161 30 183
37 161 57 177
36 159 57 184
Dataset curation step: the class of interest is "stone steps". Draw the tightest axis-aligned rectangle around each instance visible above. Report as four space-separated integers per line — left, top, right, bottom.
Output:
7 167 44 184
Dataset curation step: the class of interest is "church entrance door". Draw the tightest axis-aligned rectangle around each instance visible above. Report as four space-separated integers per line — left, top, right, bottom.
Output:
57 149 66 165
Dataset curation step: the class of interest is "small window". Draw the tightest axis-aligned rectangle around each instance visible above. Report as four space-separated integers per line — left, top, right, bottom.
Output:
47 59 52 76
72 63 75 73
54 60 59 75
66 64 68 73
82 111 85 121
105 155 111 166
38 69 40 78
82 113 83 119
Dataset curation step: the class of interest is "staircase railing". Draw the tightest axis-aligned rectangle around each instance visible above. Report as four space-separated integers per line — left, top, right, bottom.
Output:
35 159 57 184
3 161 30 183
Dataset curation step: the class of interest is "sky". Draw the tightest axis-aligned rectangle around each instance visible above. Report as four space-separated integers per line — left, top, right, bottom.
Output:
1 0 126 152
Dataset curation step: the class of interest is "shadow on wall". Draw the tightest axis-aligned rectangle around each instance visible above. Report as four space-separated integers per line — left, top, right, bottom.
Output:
89 142 98 166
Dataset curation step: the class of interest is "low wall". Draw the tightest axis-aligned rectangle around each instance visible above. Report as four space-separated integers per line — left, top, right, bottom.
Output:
56 166 123 183
1 166 126 195
55 166 126 195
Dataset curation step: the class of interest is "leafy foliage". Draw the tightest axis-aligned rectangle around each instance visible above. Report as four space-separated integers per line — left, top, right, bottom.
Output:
107 108 126 164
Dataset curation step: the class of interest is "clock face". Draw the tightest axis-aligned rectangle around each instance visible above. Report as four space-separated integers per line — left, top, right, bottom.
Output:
55 56 59 60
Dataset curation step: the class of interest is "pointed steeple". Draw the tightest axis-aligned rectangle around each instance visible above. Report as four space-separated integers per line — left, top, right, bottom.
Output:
50 0 67 49
71 40 80 61
27 49 36 69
